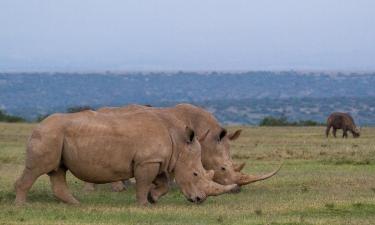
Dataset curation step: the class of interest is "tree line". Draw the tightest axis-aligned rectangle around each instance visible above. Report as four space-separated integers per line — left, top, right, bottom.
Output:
1 106 324 126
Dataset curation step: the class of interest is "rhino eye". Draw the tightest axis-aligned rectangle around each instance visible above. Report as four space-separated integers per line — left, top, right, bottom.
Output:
193 172 198 177
221 167 226 171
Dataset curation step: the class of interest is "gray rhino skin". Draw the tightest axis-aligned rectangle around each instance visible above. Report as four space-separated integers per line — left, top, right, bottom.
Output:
14 110 237 205
85 104 281 192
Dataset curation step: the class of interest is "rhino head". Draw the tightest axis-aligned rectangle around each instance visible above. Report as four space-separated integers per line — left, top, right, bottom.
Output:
173 128 239 203
200 128 281 188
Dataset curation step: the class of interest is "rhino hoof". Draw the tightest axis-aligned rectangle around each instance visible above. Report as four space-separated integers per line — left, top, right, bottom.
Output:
147 192 156 204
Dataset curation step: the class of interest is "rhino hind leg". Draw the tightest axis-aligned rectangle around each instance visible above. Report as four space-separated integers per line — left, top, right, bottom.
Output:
111 181 126 192
49 167 79 204
134 163 160 206
14 168 41 205
148 173 170 203
82 182 96 191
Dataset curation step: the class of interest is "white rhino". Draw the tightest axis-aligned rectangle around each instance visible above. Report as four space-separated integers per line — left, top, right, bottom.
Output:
14 110 238 205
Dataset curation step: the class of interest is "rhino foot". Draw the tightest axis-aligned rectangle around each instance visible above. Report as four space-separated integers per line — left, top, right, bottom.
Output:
147 192 156 204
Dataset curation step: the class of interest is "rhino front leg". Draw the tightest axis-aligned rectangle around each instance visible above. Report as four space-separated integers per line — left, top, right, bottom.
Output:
325 126 331 137
49 167 79 204
134 163 160 206
148 173 169 203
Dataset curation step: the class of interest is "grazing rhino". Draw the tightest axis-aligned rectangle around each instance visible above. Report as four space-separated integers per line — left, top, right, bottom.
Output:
85 103 281 191
326 112 360 138
14 110 238 205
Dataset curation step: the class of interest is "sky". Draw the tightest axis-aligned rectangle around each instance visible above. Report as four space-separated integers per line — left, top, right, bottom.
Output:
0 0 374 72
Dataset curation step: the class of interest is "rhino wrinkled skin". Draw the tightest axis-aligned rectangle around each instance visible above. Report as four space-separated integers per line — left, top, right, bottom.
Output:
14 110 238 205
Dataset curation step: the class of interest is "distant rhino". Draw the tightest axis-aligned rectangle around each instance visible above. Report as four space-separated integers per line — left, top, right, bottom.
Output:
326 112 360 138
15 110 238 206
84 103 281 192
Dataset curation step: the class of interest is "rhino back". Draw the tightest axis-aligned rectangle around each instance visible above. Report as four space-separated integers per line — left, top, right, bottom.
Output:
328 112 356 130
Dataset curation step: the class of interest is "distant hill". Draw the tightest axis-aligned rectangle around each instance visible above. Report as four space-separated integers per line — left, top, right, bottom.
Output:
1 71 375 125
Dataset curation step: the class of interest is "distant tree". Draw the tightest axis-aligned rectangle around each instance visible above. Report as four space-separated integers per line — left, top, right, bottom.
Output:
0 110 25 123
66 105 92 113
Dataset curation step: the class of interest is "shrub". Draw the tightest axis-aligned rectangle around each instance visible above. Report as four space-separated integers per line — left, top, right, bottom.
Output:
259 116 289 126
0 110 25 123
259 116 323 126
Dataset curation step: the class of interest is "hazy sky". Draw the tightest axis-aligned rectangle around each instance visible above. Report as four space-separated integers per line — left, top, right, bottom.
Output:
1 0 374 71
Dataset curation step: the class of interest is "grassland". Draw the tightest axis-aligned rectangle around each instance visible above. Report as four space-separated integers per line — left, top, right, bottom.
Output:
0 122 374 225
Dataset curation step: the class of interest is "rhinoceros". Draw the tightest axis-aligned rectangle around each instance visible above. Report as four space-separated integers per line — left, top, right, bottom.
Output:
85 103 281 191
326 112 360 138
14 110 238 205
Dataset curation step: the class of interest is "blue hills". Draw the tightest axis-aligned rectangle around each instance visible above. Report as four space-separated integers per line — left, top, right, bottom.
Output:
1 71 375 125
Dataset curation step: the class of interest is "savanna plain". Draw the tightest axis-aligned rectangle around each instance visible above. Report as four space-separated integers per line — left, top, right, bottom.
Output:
0 122 374 225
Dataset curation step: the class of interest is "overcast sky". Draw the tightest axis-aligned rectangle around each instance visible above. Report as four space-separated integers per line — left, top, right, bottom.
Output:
0 0 374 72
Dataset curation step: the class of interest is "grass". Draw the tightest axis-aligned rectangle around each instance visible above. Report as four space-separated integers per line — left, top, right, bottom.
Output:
0 123 374 224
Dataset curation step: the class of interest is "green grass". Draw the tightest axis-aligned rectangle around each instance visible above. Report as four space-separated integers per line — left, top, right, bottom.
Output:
0 123 374 224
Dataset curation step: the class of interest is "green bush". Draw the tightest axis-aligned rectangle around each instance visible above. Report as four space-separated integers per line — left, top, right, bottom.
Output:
259 116 323 126
0 110 25 123
259 116 289 126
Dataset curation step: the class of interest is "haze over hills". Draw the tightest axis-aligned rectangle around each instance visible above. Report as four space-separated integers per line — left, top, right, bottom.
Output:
1 71 375 125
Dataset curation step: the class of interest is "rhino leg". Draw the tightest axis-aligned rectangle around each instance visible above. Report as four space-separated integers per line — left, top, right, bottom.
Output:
14 168 40 205
134 163 160 206
49 167 79 204
82 182 96 191
148 173 169 203
333 128 337 138
111 181 126 192
325 126 331 137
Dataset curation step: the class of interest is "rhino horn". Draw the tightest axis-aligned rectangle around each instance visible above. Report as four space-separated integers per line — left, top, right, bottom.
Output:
235 163 283 186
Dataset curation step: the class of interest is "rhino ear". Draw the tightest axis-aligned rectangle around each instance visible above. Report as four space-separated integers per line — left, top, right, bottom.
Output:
218 129 227 141
198 129 210 142
228 129 242 141
185 126 195 143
